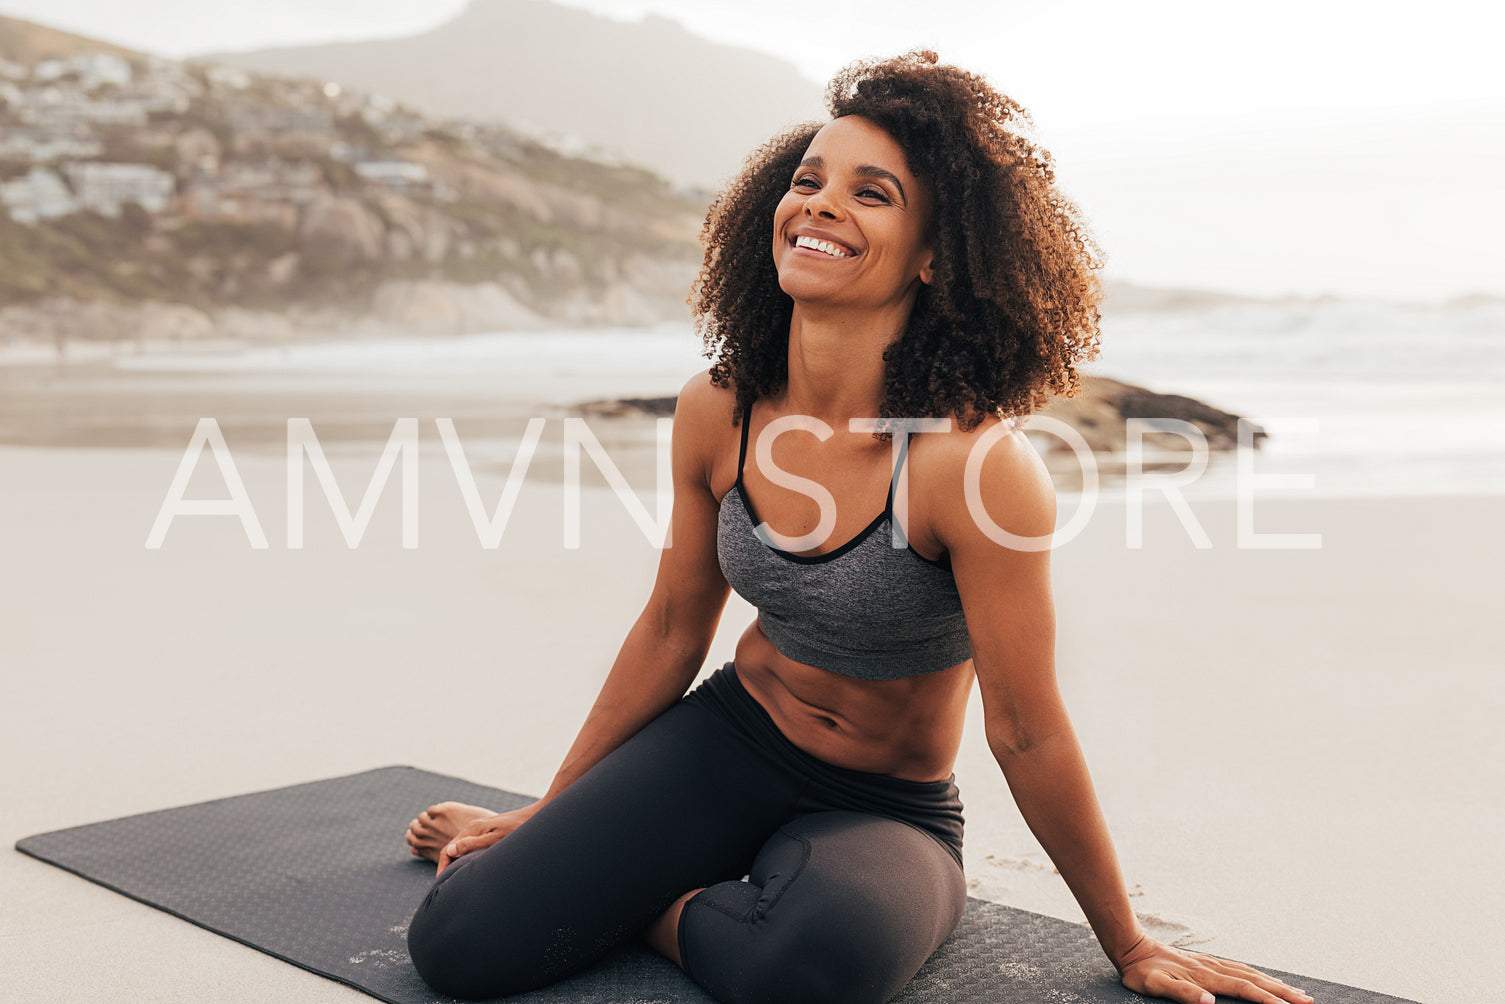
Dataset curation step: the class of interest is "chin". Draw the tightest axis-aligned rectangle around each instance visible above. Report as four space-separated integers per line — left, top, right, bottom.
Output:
776 268 848 305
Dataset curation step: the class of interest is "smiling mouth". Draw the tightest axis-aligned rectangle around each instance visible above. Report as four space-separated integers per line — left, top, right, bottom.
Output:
792 235 855 258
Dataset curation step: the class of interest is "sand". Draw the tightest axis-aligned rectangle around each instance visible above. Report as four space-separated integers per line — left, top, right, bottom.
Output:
0 442 1499 1003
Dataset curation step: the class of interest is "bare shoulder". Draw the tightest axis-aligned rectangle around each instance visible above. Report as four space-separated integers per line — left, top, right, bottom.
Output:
911 413 1057 547
673 368 736 423
671 369 739 494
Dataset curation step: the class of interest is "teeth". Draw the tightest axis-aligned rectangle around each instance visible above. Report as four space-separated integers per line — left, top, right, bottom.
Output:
795 235 851 258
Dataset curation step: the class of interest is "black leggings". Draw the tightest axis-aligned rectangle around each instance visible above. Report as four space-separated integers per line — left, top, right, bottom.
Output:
407 662 968 1004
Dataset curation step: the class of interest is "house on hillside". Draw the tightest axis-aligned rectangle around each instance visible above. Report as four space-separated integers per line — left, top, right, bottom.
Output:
202 64 252 91
114 80 193 116
143 55 203 97
15 86 149 129
226 105 334 135
63 161 175 216
13 85 80 125
181 160 326 228
225 104 336 156
361 106 427 145
353 159 434 198
81 99 150 126
0 166 80 223
32 53 132 90
31 59 67 82
0 127 105 163
71 53 134 90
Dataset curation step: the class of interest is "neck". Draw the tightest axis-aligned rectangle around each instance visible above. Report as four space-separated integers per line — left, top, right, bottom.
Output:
782 297 914 424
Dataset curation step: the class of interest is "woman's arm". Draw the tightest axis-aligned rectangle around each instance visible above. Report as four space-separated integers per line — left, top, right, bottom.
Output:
537 374 734 802
439 372 734 867
934 422 1311 1004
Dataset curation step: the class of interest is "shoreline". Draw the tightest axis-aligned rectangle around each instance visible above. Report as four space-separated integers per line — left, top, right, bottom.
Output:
8 328 1503 501
0 333 269 367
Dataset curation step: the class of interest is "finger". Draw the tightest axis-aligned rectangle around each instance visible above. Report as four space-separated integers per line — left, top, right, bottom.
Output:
447 834 486 860
1204 972 1292 1004
1217 967 1311 1004
1204 956 1290 986
1138 969 1216 1004
1195 955 1311 1003
452 826 503 857
1230 967 1311 1003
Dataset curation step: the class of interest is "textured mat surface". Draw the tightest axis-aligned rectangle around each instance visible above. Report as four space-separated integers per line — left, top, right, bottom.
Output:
16 766 1413 1004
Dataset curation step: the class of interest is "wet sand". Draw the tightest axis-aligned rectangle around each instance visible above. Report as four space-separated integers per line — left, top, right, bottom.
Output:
0 441 1499 1003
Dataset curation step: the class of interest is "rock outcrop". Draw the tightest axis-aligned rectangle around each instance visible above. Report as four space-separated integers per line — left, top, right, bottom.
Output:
1038 374 1265 454
575 375 1266 457
368 279 547 335
297 195 387 263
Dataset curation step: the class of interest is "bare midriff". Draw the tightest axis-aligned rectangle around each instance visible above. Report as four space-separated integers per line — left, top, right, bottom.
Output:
731 618 975 782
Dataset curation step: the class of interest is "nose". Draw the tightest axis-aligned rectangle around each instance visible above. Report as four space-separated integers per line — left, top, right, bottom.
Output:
804 186 842 221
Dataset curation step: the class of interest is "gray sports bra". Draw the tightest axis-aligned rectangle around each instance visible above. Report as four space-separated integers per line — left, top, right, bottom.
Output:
715 408 973 680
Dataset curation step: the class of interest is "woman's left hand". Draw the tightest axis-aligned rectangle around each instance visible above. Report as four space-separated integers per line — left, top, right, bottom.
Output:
1116 933 1315 1004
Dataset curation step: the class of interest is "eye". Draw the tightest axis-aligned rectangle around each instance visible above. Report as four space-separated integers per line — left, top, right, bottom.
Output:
857 187 892 203
792 176 819 190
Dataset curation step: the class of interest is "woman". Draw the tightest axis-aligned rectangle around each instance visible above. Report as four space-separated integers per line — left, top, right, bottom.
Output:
403 51 1312 1004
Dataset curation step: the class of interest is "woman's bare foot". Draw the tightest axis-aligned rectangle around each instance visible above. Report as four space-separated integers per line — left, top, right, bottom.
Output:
405 802 497 862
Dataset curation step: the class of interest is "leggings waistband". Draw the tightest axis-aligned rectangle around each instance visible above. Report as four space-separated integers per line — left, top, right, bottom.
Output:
682 662 965 864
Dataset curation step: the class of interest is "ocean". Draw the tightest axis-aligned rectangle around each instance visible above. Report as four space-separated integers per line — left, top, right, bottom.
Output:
2 298 1502 500
1088 299 1505 498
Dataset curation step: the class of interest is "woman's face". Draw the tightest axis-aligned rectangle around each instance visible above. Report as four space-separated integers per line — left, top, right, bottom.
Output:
771 115 934 311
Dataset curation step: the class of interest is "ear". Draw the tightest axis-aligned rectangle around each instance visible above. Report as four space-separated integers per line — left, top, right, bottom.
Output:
918 246 934 286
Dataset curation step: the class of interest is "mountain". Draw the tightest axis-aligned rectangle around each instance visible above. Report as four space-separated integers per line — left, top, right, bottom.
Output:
198 0 827 191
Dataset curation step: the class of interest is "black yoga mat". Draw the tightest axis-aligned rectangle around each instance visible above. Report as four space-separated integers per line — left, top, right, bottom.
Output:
16 766 1413 1004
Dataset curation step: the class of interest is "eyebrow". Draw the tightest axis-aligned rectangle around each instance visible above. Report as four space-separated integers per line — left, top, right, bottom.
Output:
798 156 908 204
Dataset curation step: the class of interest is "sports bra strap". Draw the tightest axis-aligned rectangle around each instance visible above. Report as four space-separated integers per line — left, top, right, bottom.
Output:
735 407 753 481
886 431 913 515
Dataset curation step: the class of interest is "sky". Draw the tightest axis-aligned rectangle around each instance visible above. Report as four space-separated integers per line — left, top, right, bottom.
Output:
1 0 1501 301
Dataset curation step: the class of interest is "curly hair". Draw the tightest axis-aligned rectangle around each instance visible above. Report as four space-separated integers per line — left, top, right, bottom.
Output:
691 50 1105 431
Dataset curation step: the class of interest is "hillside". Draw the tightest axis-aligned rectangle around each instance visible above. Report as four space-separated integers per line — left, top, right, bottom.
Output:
200 0 826 190
0 13 137 64
0 21 708 342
